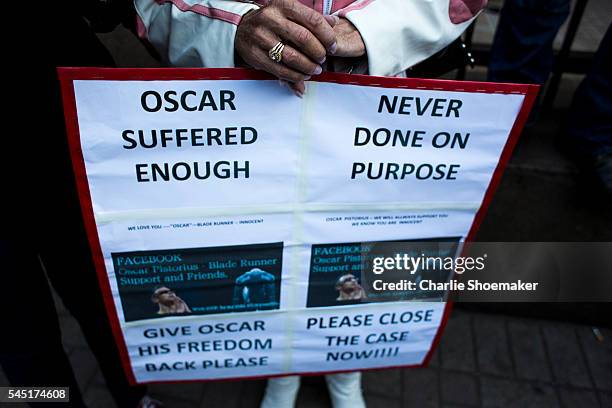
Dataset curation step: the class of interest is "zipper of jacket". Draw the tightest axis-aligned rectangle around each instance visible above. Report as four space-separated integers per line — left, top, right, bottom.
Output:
323 0 333 15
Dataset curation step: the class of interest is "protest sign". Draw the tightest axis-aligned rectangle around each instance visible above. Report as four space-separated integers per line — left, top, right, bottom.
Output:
59 68 537 383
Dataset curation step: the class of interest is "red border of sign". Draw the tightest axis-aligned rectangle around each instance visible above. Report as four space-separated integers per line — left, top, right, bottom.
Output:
57 67 538 385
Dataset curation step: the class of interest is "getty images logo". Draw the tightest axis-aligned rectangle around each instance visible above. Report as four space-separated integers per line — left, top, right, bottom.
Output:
372 253 487 275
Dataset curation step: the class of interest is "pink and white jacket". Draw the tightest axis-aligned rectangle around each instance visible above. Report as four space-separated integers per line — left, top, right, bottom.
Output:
135 0 486 76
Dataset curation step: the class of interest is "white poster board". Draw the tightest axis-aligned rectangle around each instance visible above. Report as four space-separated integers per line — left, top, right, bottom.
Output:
59 68 536 384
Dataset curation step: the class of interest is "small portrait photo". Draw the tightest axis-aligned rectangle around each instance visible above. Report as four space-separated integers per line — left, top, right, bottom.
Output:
151 286 192 315
335 274 367 301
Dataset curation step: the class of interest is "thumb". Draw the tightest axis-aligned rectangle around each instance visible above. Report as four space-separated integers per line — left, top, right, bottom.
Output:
323 14 340 27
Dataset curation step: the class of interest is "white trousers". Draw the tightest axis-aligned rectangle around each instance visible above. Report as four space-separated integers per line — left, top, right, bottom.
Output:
261 372 366 408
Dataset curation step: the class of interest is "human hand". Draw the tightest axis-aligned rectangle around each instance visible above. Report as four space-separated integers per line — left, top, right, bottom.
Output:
278 17 365 97
235 0 337 84
332 17 365 57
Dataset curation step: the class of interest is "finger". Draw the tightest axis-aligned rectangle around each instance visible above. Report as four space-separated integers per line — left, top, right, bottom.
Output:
333 35 355 57
288 81 306 98
279 43 322 75
334 32 366 57
254 48 311 83
324 15 339 27
248 26 315 79
272 19 327 64
258 26 323 75
283 3 337 53
279 80 306 98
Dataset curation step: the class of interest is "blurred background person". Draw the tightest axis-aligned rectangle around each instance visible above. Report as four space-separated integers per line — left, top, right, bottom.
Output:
488 0 611 194
1 2 161 407
562 25 611 195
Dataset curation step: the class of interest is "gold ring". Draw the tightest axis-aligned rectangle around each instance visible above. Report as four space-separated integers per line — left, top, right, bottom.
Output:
268 41 285 63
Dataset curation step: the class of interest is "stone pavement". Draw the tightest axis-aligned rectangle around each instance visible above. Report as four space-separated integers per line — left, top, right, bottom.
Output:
3 296 609 408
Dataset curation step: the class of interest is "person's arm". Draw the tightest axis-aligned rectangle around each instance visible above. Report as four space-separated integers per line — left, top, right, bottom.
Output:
339 0 487 76
135 0 335 83
134 0 260 67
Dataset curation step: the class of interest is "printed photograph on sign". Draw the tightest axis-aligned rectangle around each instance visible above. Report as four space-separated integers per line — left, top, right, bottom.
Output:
306 238 461 307
111 243 283 321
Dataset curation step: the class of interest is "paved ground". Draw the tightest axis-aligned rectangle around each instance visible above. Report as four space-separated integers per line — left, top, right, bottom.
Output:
2 1 611 407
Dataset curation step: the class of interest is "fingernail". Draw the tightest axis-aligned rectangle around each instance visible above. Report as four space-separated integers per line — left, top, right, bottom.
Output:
328 42 337 55
313 66 322 75
294 90 304 98
318 56 326 64
304 76 311 81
